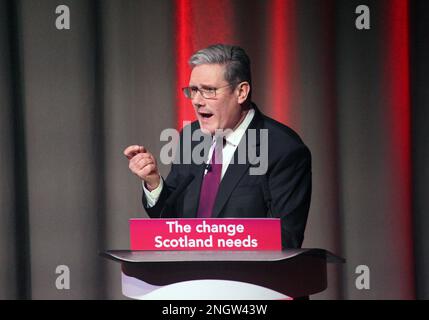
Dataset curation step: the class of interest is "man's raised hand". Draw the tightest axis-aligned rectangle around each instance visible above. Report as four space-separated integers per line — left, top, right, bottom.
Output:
124 145 160 191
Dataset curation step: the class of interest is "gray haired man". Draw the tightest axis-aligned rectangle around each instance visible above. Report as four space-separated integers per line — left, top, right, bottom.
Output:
124 44 312 248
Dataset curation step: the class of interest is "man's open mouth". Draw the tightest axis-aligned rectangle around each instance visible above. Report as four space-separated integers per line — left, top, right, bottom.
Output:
199 112 213 119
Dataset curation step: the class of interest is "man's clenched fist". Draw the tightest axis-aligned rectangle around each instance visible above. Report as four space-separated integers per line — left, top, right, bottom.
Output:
124 145 160 191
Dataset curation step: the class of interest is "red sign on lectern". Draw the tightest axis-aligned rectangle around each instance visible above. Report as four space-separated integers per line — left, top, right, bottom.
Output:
130 218 282 251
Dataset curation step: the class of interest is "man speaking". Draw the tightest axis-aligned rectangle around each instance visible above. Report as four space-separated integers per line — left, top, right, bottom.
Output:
124 44 312 249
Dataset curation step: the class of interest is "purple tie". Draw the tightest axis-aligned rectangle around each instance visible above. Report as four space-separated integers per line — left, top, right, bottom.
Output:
196 139 223 218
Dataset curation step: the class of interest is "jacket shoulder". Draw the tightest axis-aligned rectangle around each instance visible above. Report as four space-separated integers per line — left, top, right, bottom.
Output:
260 115 308 152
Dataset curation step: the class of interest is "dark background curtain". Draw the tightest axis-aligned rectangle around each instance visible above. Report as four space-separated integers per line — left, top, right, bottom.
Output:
0 0 427 299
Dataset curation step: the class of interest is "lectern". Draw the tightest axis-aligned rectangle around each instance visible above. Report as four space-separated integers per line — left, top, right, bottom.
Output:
100 248 344 300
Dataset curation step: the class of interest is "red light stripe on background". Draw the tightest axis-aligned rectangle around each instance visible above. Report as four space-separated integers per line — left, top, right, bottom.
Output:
175 0 195 130
385 0 414 295
388 0 411 181
267 0 297 125
174 0 235 130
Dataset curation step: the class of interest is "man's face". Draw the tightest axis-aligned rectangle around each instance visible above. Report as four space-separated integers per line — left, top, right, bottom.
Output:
189 64 242 135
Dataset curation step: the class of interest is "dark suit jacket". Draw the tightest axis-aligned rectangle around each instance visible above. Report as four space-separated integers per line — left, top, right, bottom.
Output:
143 105 312 248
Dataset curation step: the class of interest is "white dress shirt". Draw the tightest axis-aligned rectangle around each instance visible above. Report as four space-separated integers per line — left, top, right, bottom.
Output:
143 108 255 207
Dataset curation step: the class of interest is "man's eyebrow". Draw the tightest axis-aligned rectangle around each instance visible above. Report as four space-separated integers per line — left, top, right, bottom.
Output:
187 83 215 89
200 84 215 89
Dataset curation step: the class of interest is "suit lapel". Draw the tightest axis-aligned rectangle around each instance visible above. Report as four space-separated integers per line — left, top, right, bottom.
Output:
182 163 205 218
211 162 250 218
182 126 211 218
212 106 263 217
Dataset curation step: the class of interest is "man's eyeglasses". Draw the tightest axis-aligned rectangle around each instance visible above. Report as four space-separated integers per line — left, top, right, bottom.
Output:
182 84 235 99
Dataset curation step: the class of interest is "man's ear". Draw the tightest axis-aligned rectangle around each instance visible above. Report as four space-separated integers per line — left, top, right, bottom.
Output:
236 82 250 104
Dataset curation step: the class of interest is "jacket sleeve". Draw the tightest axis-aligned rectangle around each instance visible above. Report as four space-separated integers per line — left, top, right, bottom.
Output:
142 162 183 218
268 145 312 248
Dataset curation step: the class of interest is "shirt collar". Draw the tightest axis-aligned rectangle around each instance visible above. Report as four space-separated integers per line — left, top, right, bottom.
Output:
223 108 255 147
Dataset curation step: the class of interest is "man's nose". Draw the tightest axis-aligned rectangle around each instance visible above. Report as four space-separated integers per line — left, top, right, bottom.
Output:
192 90 206 106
